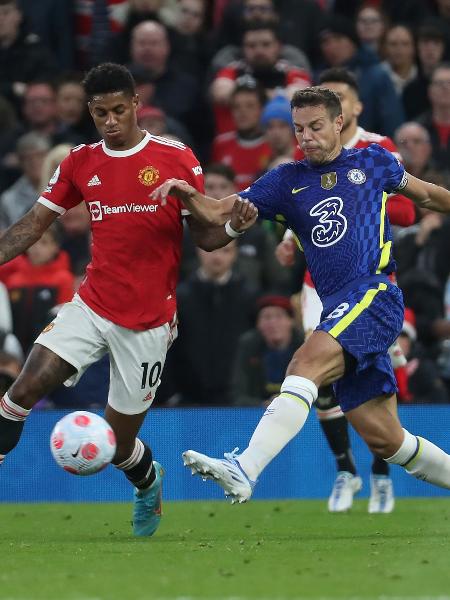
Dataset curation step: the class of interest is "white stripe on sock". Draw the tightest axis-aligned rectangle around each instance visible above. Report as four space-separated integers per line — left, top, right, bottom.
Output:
115 438 145 471
0 393 31 422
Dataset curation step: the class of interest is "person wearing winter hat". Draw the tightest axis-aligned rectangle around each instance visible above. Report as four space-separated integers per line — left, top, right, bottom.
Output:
261 95 296 160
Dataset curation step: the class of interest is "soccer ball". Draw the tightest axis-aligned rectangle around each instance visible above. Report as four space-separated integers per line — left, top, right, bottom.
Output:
50 411 116 475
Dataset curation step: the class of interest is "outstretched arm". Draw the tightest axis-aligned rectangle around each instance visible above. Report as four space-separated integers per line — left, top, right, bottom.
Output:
187 197 258 251
0 203 58 265
402 174 450 213
151 178 238 226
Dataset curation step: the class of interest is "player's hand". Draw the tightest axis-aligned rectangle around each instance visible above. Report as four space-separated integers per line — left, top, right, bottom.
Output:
275 239 296 266
230 197 258 232
150 178 197 206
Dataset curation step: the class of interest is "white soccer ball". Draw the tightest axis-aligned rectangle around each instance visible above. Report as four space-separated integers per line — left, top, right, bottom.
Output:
50 411 116 475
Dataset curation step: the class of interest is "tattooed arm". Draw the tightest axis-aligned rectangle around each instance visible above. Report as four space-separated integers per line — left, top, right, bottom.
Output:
0 203 59 265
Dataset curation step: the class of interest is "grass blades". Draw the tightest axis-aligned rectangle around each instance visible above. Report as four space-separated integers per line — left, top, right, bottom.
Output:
1 499 449 600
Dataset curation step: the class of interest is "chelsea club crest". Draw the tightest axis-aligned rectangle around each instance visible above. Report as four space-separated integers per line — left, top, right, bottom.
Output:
347 169 366 184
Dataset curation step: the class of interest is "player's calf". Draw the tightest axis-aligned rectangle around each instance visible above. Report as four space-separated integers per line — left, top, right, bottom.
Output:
386 428 450 489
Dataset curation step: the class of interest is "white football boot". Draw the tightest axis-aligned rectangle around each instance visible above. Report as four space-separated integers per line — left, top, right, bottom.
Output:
328 471 363 512
182 448 256 504
368 475 395 513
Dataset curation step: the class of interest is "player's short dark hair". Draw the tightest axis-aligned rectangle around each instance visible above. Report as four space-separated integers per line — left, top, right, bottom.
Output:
291 87 342 120
318 68 359 96
82 63 136 101
205 163 236 183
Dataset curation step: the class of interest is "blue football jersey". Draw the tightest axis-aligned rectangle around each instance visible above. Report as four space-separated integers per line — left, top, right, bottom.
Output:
240 144 406 301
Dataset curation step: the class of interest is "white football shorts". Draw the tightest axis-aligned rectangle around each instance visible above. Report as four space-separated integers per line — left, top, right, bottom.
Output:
35 294 177 415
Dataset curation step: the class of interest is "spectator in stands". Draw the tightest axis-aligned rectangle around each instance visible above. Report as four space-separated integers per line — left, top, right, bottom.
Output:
0 132 50 229
0 0 57 104
128 20 200 124
396 307 449 404
403 21 447 120
211 79 271 190
170 0 211 80
0 95 23 193
232 294 302 406
211 1 311 75
211 19 311 134
19 0 74 69
317 15 405 136
7 221 74 353
55 76 97 143
381 25 417 99
0 282 22 363
21 82 58 139
166 240 256 406
417 63 450 182
261 94 296 161
394 122 443 185
355 4 388 57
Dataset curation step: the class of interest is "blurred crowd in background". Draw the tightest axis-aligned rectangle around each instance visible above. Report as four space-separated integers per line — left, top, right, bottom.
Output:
1 0 450 408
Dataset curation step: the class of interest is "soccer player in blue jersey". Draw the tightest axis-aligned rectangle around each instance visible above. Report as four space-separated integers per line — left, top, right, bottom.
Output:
153 87 450 504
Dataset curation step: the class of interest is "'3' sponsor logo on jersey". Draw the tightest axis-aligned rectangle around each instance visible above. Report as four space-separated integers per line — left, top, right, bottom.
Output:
309 196 347 248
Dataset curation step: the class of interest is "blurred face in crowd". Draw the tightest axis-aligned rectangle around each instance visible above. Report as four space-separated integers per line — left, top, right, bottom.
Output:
418 38 445 74
257 306 293 349
437 0 450 18
428 66 450 111
205 173 236 198
177 0 205 35
293 103 343 165
356 6 385 46
243 29 280 69
0 1 21 44
89 91 139 150
27 230 59 266
231 90 263 133
56 82 86 125
264 119 294 156
131 21 170 76
243 0 275 22
320 81 361 134
197 242 237 279
384 25 415 71
20 146 48 188
395 123 431 174
320 33 356 67
23 84 57 128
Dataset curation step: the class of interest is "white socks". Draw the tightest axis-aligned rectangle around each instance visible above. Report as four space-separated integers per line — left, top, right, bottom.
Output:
238 375 318 481
0 393 31 422
386 428 450 489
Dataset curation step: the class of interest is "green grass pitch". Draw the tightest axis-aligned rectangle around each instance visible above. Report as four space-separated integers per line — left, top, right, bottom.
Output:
1 499 449 600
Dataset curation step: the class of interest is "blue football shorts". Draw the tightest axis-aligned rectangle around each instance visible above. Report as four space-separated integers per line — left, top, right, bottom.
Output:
317 276 404 412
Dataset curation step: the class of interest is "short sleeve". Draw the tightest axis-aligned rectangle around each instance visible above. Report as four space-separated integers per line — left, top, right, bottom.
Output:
370 143 407 193
38 151 83 214
239 165 289 221
178 147 205 216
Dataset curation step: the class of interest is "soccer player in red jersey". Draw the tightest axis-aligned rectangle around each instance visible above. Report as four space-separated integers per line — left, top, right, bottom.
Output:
280 68 416 513
0 63 257 536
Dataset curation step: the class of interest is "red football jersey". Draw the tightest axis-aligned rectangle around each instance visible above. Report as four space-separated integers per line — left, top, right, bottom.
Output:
211 131 272 191
39 131 204 330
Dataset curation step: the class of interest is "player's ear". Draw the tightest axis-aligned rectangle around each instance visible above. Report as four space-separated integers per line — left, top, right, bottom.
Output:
335 113 344 134
132 94 139 109
353 100 363 119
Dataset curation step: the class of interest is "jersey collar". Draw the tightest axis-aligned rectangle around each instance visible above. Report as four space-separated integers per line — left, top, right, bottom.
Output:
102 129 151 157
